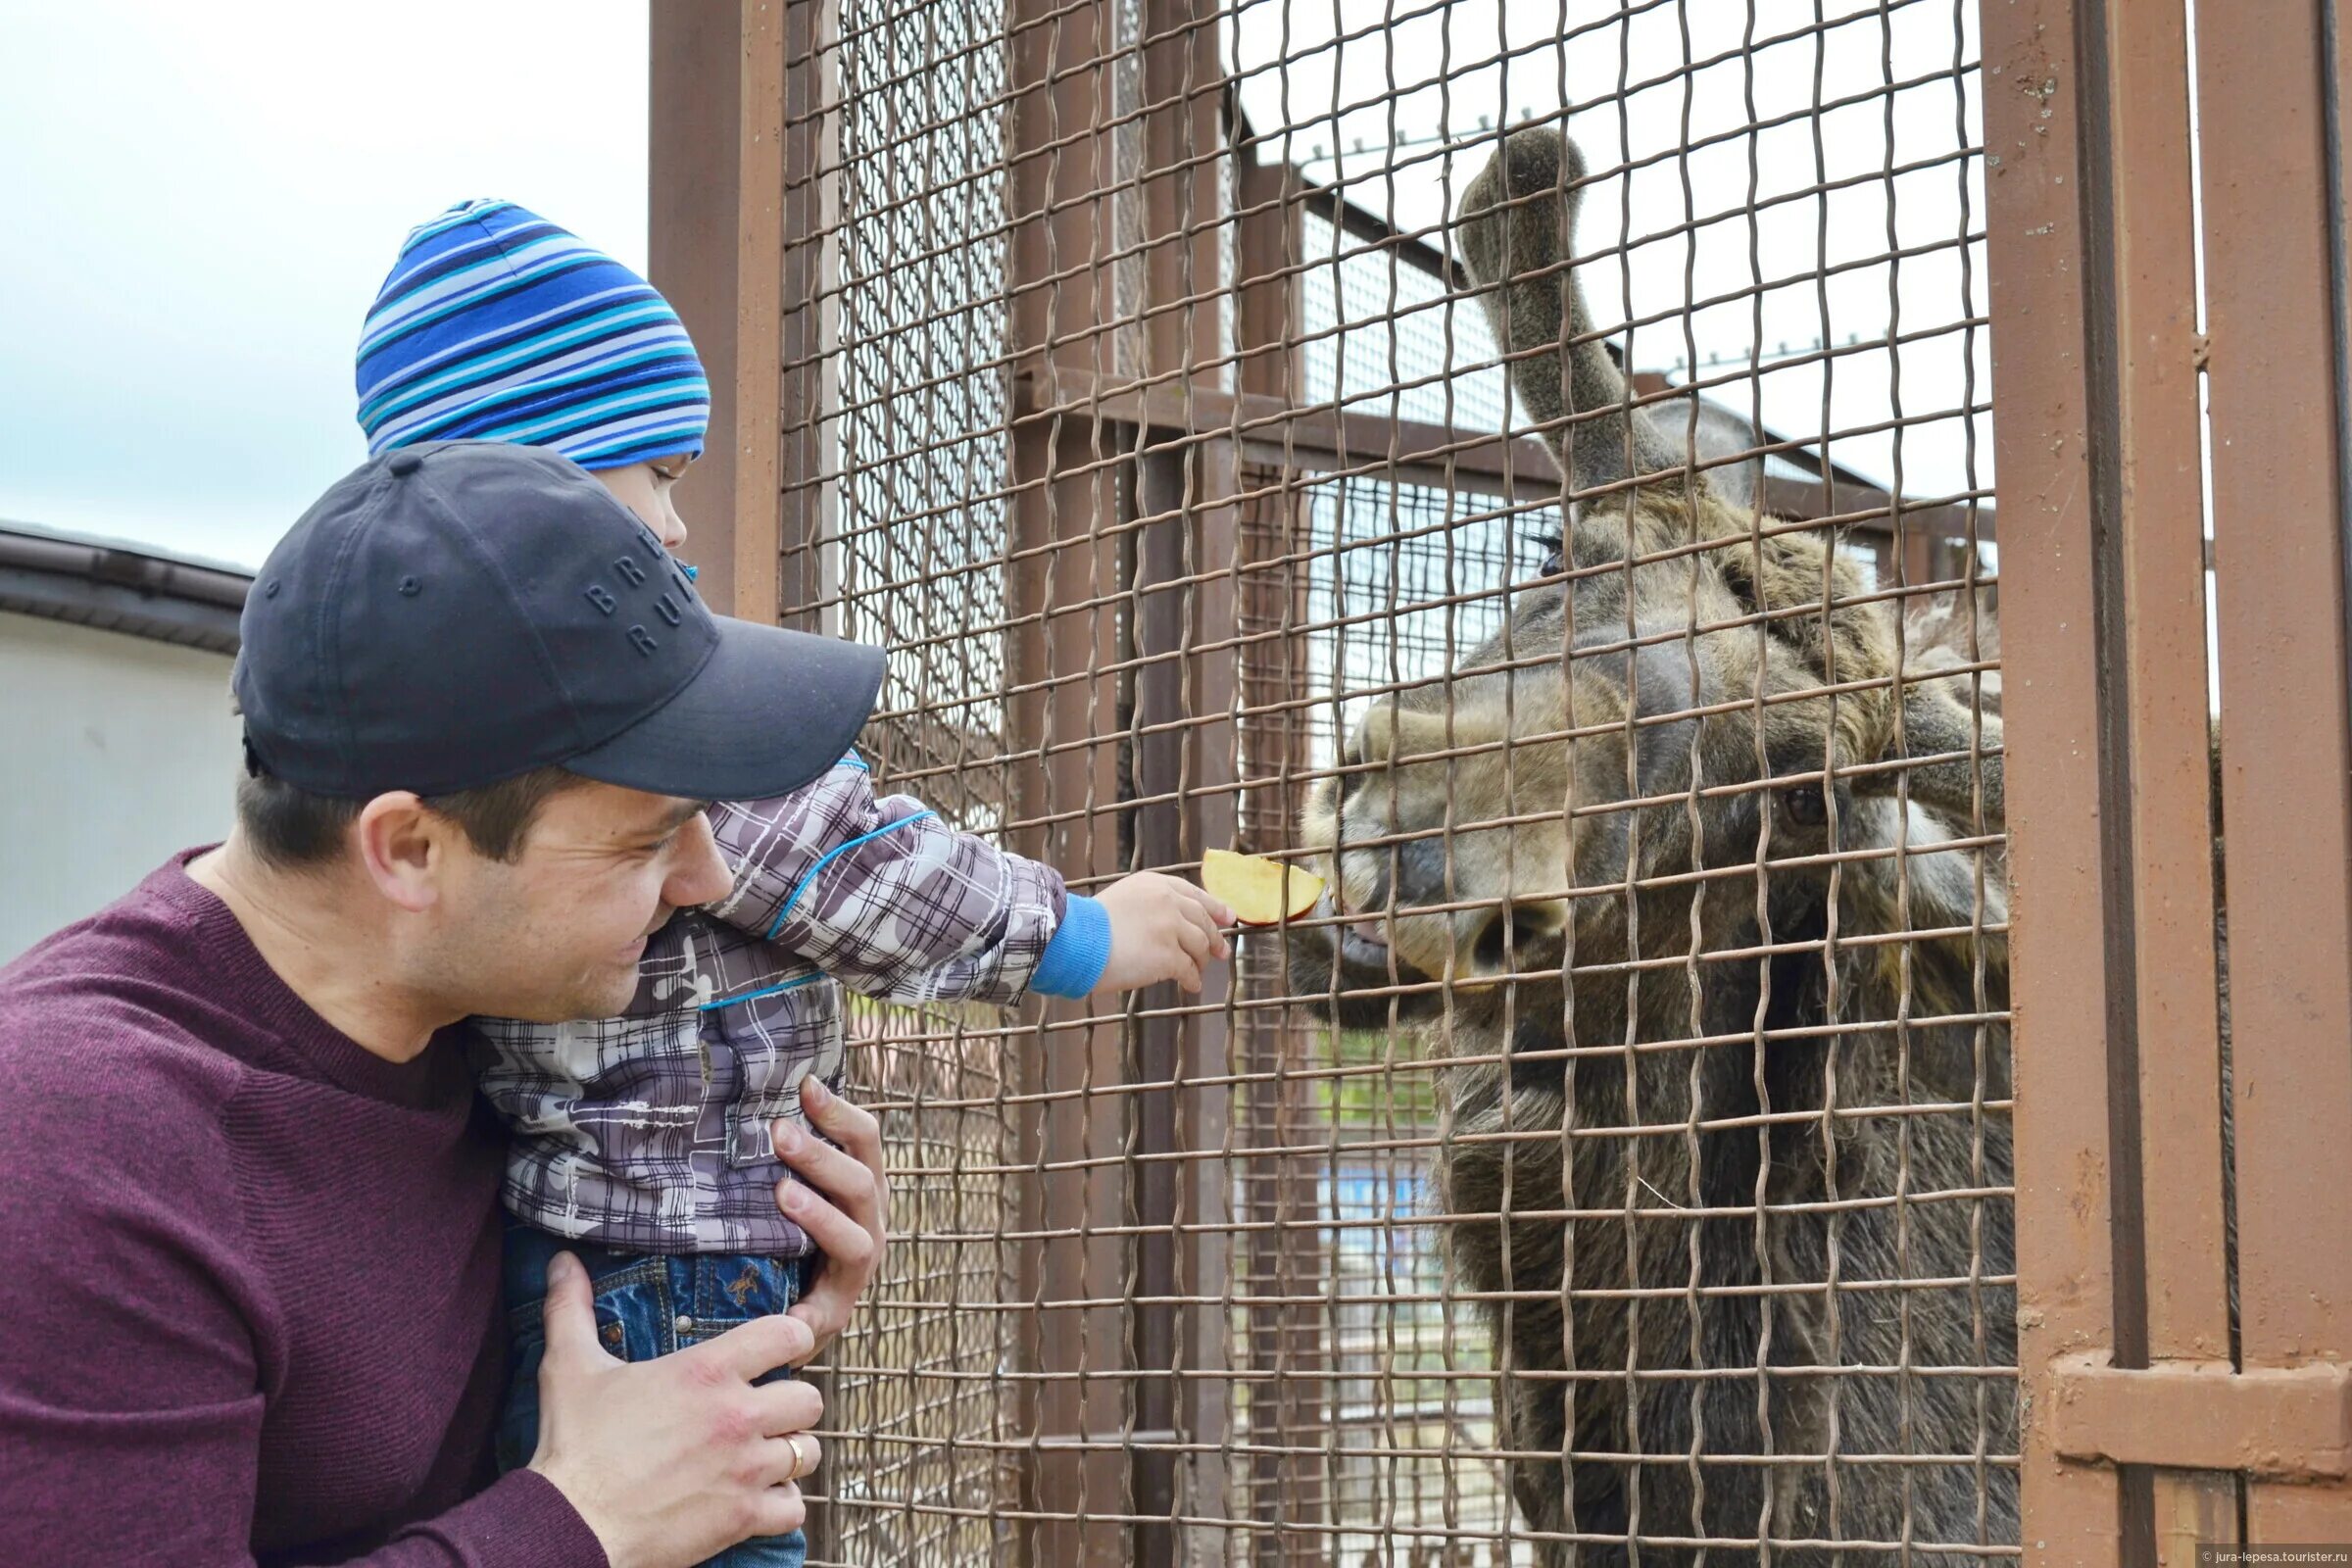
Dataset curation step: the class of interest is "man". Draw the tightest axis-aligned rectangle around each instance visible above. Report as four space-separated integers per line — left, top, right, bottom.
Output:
347 197 1232 1568
0 443 896 1566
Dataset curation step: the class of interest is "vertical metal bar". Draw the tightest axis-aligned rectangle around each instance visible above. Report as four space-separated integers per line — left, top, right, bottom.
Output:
1008 0 1141 1559
652 3 823 1540
1182 433 1241 1568
650 0 787 624
2196 0 2352 1544
777 0 841 636
767 3 843 1553
1235 158 1303 410
2102 5 2233 1559
1129 7 1234 1562
2106 0 2227 1375
731 0 786 631
2102 0 2239 1555
1129 8 1195 1555
1229 147 1330 1568
1980 0 2128 1561
1131 447 1188 1568
649 0 745 615
1009 423 1136 1568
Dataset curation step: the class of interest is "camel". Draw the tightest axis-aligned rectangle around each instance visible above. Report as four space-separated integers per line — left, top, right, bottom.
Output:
1283 125 2013 1564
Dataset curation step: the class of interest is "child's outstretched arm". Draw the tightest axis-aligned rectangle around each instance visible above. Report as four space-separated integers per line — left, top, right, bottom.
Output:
705 756 1230 1004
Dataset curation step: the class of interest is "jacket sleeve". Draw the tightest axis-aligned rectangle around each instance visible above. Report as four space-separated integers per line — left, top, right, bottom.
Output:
704 755 1111 1003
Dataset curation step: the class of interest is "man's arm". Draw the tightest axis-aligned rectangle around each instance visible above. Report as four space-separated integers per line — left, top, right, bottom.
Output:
0 1077 600 1568
0 1049 846 1568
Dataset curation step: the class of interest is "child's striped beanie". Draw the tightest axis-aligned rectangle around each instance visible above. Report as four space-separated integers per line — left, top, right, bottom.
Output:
356 200 708 471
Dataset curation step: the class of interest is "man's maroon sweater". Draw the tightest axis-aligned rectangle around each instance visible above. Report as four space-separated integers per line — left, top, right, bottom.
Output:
0 852 607 1566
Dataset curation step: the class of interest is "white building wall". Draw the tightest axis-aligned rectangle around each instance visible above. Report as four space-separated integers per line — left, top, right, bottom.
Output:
0 612 240 962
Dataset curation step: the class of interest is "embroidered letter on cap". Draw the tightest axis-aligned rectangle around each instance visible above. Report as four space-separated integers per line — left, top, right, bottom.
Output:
627 626 659 657
584 584 618 615
655 594 682 627
613 557 648 588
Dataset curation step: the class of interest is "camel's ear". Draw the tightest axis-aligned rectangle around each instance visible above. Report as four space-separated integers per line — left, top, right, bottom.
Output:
1457 126 1692 501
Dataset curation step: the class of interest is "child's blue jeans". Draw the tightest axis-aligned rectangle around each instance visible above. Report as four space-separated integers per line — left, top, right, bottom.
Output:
496 1220 812 1568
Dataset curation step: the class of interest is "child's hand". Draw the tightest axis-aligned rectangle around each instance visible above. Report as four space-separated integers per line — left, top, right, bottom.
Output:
1093 871 1234 995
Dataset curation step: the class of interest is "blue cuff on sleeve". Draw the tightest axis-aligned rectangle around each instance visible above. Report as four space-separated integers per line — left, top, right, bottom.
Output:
1029 894 1112 999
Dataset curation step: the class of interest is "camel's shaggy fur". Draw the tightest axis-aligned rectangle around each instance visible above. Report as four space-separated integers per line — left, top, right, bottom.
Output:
1284 126 2013 1565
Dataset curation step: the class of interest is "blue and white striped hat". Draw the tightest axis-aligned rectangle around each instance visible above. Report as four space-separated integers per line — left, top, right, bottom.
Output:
356 199 709 471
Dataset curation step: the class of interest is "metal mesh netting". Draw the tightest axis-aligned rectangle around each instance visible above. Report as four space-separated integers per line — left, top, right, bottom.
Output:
774 0 2007 1561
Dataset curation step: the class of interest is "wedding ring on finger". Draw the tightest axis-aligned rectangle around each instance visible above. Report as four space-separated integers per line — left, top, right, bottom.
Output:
785 1431 821 1481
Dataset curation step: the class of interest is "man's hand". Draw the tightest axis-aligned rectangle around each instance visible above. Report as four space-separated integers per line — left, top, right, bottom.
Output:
773 1077 888 1356
529 1250 823 1568
1092 870 1233 995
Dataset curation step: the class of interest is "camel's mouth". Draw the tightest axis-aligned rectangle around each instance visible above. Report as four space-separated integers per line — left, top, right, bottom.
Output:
1334 910 1406 974
1319 891 1428 980
1278 894 1446 1025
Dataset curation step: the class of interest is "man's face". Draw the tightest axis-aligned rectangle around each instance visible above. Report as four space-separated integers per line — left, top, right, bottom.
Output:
424 781 731 1022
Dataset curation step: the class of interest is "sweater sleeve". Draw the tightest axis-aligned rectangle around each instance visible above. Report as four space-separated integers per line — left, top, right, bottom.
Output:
0 1045 604 1568
704 755 1101 1003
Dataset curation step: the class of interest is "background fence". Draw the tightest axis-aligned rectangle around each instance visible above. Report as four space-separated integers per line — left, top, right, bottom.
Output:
649 0 2352 1562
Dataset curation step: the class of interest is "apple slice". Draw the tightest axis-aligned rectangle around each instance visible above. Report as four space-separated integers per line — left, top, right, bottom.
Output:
1202 849 1326 927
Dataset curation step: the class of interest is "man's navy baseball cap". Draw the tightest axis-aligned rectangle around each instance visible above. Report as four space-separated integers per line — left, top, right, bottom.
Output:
233 440 886 802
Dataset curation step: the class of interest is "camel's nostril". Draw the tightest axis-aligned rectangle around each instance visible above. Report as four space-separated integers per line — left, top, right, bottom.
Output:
1474 916 1510 971
1472 910 1550 971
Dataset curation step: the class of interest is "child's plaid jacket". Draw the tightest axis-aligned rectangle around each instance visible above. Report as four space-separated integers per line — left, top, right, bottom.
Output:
466 754 1109 1253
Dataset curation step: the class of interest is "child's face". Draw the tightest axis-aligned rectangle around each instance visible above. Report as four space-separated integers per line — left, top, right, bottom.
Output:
591 455 694 555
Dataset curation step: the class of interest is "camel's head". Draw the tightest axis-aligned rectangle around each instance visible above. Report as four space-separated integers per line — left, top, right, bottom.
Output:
1285 486 1898 1028
1282 122 1919 1030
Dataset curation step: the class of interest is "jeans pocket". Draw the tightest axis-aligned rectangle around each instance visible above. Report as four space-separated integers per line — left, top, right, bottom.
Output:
687 1252 805 1324
496 1254 678 1472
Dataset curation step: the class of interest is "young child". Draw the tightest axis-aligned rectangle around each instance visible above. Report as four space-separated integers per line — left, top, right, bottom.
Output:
358 200 1230 1568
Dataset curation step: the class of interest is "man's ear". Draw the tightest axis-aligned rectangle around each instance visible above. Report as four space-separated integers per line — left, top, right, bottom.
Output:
354 792 453 914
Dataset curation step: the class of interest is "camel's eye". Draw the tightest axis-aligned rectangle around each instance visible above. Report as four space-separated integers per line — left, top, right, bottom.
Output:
1527 532 1565 580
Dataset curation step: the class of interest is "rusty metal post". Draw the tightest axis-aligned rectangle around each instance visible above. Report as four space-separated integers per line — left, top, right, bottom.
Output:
650 0 786 625
1228 148 1335 1568
775 0 840 636
1981 2 2137 1562
1092 8 1240 1559
2100 4 2236 1556
1006 0 1148 1561
1135 8 1240 1566
1130 449 1194 1568
2196 0 2352 1545
1131 448 1185 1568
1179 464 1242 1568
1988 0 2352 1558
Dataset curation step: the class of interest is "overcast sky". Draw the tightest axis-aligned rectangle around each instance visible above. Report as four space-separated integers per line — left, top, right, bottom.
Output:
1 0 1987 572
1235 0 1990 503
0 2 647 568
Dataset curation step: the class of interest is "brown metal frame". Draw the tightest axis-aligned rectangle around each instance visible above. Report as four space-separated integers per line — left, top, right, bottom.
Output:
633 0 2352 1559
659 0 2017 1551
1984 0 2352 1559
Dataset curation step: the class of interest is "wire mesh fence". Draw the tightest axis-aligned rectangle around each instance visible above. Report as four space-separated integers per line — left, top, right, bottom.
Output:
771 0 2008 1561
